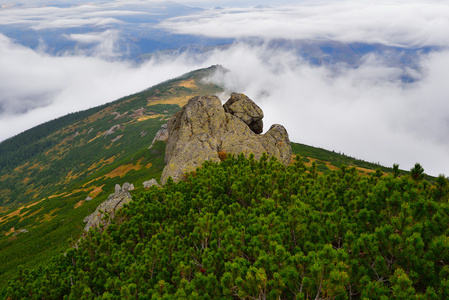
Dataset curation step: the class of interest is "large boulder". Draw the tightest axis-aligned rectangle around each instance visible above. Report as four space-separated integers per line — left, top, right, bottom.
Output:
223 93 264 134
160 93 292 184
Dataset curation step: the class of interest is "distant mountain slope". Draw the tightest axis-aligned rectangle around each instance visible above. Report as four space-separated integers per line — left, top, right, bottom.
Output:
0 65 222 207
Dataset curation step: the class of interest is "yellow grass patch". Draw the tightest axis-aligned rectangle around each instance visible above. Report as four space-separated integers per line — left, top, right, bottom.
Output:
49 183 104 202
74 200 85 209
356 167 376 174
64 170 77 182
0 209 21 224
44 136 74 159
0 174 10 181
103 158 151 179
5 227 15 236
28 162 46 171
20 207 43 221
136 115 164 122
13 162 30 173
25 187 39 196
87 131 103 144
40 208 59 223
105 162 141 178
49 192 66 199
0 199 44 223
89 184 105 198
148 95 192 107
87 156 117 172
179 79 197 89
60 170 83 185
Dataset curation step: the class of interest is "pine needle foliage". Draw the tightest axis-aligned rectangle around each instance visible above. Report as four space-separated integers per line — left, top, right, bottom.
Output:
3 154 449 299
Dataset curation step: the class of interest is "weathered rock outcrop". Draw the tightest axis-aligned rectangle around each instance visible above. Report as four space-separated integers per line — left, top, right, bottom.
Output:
83 183 133 232
160 93 292 184
149 124 169 149
143 179 160 189
103 124 122 137
223 93 264 134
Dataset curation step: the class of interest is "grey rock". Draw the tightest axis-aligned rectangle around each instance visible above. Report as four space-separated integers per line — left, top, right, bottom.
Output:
13 228 29 236
113 111 128 120
85 196 93 201
122 182 130 191
129 183 135 191
143 179 160 189
160 94 292 184
83 190 132 232
149 124 169 149
114 184 121 194
223 93 264 134
103 124 122 137
129 107 145 118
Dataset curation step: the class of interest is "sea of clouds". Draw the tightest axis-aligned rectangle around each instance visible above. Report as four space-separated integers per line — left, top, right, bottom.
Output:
0 0 448 176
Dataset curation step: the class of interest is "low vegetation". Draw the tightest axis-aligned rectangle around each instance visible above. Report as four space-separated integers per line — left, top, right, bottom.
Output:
2 154 448 299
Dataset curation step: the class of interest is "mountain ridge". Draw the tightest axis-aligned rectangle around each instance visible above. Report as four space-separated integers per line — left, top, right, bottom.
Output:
0 65 434 289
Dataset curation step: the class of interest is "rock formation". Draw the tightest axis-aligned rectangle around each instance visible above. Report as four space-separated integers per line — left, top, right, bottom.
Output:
103 124 122 137
223 92 264 134
149 124 169 149
143 179 160 189
83 183 133 232
160 93 292 184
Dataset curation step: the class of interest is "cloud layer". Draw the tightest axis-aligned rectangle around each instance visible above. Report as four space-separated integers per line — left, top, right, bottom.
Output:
162 1 449 48
0 33 202 140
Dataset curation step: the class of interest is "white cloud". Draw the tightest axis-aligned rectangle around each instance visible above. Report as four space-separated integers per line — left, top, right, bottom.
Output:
63 30 123 58
161 1 449 48
0 33 203 141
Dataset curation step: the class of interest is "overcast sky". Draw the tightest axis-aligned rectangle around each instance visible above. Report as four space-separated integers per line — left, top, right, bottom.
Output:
0 0 448 176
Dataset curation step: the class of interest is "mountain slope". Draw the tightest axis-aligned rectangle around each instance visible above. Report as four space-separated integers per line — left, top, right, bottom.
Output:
2 154 448 299
0 65 223 286
0 65 223 207
0 64 435 290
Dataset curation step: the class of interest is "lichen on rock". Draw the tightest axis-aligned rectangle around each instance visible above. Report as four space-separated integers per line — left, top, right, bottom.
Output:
160 93 292 184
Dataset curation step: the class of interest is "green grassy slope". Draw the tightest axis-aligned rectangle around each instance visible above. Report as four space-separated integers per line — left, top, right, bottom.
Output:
0 65 223 287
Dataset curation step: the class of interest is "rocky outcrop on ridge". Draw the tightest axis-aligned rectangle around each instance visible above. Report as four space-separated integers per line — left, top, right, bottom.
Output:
223 92 264 134
160 93 292 184
83 183 133 232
